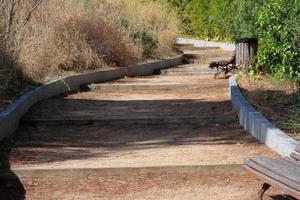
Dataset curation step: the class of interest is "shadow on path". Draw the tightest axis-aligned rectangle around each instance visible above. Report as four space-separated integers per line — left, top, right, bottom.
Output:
9 121 257 166
0 134 25 200
24 98 234 120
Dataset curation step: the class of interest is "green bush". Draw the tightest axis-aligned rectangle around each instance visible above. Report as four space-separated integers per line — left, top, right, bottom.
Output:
208 0 238 41
167 0 238 42
184 0 211 39
134 29 159 58
168 0 300 84
120 18 159 59
234 1 264 38
164 0 192 33
256 0 300 83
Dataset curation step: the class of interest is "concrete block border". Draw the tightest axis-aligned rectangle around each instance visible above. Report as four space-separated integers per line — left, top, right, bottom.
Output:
176 37 235 51
0 55 183 140
229 75 299 156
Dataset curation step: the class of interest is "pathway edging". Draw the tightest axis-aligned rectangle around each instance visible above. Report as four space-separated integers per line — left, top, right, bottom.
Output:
0 55 183 140
229 75 299 156
176 38 235 51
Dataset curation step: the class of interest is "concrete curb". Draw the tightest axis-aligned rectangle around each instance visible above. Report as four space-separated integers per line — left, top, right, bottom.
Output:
176 37 235 51
229 75 299 157
0 55 183 140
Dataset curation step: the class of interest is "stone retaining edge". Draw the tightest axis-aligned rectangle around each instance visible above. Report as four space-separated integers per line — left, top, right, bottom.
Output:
176 37 235 51
229 75 299 157
0 55 183 140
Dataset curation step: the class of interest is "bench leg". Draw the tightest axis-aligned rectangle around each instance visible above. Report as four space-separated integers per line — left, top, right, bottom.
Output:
257 183 271 200
214 69 222 79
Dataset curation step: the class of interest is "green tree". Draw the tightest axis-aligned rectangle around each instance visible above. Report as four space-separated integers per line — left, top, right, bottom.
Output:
256 0 300 83
234 0 264 38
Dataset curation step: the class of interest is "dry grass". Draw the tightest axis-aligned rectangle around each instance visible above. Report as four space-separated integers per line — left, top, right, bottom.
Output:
237 74 300 140
2 0 179 82
14 0 141 82
0 0 179 111
104 0 180 57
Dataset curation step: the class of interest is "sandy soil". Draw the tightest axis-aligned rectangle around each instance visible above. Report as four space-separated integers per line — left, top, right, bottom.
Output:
21 172 293 200
24 74 231 121
24 89 232 121
9 123 278 170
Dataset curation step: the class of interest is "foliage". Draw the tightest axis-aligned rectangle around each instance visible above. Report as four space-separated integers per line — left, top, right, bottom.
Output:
234 0 265 38
135 29 158 58
256 0 300 84
284 95 300 133
166 0 238 42
115 0 179 58
165 0 193 35
168 0 300 84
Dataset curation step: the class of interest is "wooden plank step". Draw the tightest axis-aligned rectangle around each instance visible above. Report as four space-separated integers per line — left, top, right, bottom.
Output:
22 115 237 126
160 66 214 73
87 83 226 91
160 71 215 76
2 164 243 179
177 46 221 51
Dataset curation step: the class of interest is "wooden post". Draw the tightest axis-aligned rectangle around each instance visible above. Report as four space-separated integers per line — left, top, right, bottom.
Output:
235 38 258 70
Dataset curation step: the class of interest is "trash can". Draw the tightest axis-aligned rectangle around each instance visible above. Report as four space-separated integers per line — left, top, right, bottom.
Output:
235 38 258 70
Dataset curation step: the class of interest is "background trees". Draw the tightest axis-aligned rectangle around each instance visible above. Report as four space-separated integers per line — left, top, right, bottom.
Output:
167 0 300 83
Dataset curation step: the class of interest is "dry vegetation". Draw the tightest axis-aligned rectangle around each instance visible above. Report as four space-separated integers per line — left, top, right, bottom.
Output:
237 74 300 140
0 0 179 111
17 0 140 81
12 0 179 81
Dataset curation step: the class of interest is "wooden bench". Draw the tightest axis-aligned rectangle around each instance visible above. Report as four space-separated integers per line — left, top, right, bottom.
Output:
208 55 239 79
244 145 300 200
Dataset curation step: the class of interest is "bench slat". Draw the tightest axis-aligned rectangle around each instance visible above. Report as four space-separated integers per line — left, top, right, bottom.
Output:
244 165 300 199
245 157 300 192
291 152 300 161
283 157 300 168
295 145 300 154
250 157 300 179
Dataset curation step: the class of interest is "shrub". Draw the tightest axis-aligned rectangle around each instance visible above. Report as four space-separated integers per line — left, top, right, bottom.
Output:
0 0 179 82
112 0 179 58
256 0 300 83
185 0 211 39
133 29 158 58
234 1 265 38
207 0 238 41
168 0 300 84
4 0 141 81
169 0 238 42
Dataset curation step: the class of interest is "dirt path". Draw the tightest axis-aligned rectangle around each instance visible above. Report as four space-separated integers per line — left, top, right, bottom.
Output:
1 46 288 199
10 123 276 170
20 170 289 200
